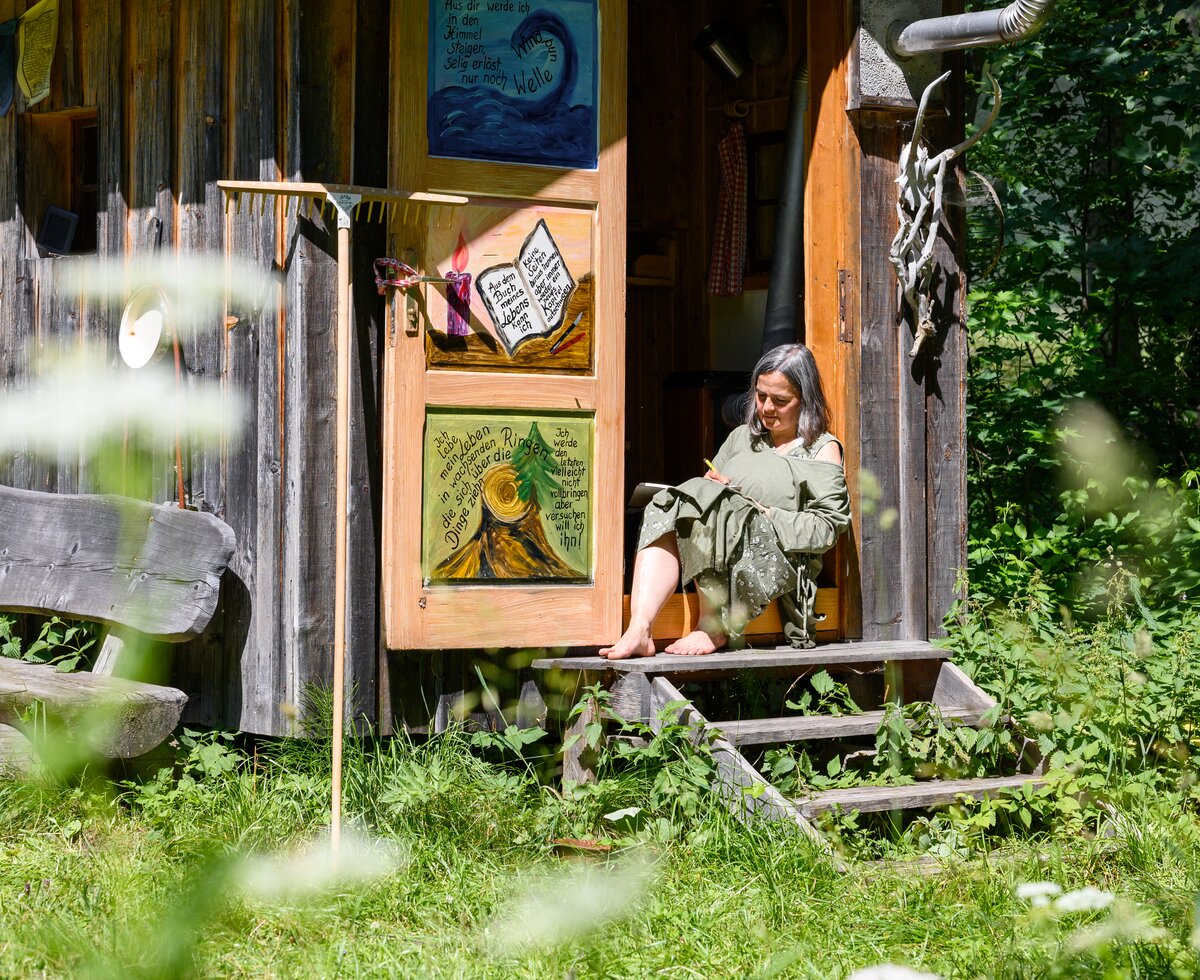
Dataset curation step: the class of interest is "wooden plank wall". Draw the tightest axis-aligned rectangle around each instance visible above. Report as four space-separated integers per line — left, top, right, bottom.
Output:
0 0 391 734
847 41 967 640
922 59 968 639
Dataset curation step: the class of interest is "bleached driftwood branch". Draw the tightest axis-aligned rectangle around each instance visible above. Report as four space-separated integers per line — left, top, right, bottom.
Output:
890 71 1001 356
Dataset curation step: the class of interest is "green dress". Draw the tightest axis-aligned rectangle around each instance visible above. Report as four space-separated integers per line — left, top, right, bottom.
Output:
637 425 851 648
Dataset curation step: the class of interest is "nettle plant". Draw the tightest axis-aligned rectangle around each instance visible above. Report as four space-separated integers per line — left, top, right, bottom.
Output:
946 574 1200 806
0 613 99 672
550 685 722 843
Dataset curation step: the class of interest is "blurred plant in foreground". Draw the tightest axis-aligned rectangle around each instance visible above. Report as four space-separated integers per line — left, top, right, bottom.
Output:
1 252 270 497
0 346 236 459
53 252 278 341
485 853 657 956
968 398 1199 616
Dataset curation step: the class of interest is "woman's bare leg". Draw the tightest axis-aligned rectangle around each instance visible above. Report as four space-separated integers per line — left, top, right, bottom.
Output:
663 582 728 656
599 534 681 660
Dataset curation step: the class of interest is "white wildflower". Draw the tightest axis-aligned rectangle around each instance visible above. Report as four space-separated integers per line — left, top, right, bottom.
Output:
1054 886 1115 913
0 348 241 456
1016 881 1063 907
1056 400 1139 515
846 967 942 980
237 831 406 903
1066 901 1167 953
1025 710 1054 731
486 854 656 954
53 253 278 337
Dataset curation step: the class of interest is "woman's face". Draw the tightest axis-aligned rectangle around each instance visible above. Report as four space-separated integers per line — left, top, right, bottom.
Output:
755 371 802 443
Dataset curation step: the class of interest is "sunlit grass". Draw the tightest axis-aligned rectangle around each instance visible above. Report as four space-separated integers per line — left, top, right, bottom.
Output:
1 722 1198 978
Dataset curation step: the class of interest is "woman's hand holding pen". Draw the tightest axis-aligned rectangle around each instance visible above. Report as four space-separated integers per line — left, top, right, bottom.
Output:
703 459 770 515
703 458 731 485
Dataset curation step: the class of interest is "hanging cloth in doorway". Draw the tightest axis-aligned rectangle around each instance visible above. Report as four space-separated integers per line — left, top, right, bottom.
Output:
707 121 747 297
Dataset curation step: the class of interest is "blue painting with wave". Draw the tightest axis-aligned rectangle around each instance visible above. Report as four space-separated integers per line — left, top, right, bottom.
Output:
428 1 598 170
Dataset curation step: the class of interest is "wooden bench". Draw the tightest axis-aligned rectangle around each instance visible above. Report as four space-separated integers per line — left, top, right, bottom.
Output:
624 589 840 645
0 485 235 764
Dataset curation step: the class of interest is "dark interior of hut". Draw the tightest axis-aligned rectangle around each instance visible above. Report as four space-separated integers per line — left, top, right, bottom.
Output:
622 0 814 588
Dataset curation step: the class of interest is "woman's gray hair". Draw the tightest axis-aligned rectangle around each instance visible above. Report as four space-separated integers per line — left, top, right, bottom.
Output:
745 343 832 446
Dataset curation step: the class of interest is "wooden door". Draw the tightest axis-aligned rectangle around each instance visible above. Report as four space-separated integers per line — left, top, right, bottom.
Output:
383 0 626 649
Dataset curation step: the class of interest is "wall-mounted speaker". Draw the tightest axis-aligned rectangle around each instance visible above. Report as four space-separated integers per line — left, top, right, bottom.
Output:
37 206 78 256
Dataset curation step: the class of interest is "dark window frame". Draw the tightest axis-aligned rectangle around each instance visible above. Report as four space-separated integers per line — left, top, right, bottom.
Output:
70 112 98 254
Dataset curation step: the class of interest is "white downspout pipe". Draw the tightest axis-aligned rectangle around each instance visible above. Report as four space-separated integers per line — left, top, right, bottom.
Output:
890 0 1056 58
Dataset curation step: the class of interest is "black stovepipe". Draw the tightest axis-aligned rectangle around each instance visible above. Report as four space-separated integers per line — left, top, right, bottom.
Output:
760 61 810 354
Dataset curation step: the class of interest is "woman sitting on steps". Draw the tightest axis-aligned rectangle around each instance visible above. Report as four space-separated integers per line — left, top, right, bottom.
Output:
600 343 851 660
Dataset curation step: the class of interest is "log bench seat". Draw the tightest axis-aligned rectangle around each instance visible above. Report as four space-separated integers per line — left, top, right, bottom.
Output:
0 485 235 763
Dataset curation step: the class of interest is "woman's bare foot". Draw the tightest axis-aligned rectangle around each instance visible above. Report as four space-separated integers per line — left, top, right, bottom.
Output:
663 630 727 656
599 626 657 660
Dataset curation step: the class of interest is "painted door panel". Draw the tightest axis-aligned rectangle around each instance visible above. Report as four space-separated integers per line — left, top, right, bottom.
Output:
383 0 625 649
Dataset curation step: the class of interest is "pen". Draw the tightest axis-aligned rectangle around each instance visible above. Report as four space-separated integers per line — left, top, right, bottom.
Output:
706 461 769 514
554 331 587 354
549 310 586 353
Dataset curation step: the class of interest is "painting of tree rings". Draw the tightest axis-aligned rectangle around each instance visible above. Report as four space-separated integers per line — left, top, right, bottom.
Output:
427 0 599 169
425 203 594 373
423 409 592 583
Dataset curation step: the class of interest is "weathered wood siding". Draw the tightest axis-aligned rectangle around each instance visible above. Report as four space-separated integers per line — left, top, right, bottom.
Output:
850 56 968 641
0 0 389 734
805 0 967 642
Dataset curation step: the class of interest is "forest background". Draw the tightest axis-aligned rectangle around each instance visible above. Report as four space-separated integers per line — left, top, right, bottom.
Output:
963 0 1199 616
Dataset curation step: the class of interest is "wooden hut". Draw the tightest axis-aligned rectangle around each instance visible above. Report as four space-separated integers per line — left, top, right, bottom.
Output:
0 0 968 735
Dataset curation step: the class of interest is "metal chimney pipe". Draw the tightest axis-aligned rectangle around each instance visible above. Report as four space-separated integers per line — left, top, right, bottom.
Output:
890 0 1055 58
760 62 809 354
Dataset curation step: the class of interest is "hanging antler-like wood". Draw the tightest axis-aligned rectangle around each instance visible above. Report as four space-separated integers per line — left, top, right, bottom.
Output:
890 72 1001 356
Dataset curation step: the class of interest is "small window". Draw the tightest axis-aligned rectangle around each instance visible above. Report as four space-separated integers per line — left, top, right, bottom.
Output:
21 108 98 256
746 130 786 276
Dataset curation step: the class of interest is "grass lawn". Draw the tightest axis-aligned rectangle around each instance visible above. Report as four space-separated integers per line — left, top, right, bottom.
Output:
2 722 1197 979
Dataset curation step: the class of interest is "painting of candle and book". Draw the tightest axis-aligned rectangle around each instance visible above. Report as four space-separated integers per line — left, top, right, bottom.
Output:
424 205 595 373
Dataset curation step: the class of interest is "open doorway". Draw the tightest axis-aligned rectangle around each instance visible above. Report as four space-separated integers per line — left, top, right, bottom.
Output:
622 1 832 631
625 0 808 493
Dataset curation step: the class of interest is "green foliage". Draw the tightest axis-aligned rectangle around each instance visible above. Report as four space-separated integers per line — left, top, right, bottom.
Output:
0 614 98 672
603 701 722 832
0 614 18 659
964 0 1200 611
509 420 562 505
785 669 862 717
4 721 1200 977
945 579 1200 807
550 685 725 844
122 729 243 820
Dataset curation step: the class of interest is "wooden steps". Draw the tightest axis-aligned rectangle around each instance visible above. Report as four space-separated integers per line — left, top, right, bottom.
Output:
797 775 1044 818
532 639 949 674
533 638 1040 857
711 705 990 746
